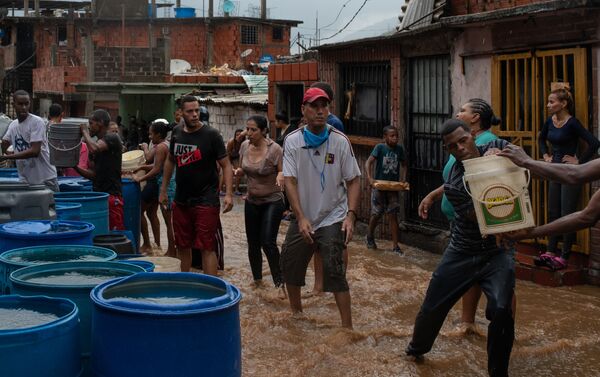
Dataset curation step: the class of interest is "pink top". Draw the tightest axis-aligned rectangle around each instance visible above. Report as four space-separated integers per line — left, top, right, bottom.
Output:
62 142 89 177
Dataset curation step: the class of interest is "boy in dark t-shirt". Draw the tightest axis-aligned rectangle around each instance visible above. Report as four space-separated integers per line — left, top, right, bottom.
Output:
160 95 233 274
364 126 407 253
76 109 124 230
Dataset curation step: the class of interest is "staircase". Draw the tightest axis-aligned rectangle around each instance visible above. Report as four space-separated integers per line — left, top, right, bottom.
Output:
515 243 588 287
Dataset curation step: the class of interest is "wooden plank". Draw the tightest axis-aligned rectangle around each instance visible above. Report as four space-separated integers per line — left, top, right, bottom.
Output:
348 135 381 147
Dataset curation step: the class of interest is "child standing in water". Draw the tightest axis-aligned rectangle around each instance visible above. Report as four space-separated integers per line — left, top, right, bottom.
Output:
364 126 407 254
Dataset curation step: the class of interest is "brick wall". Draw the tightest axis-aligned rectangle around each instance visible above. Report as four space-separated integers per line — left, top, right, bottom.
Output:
267 61 319 123
94 40 166 82
204 103 267 142
448 0 554 15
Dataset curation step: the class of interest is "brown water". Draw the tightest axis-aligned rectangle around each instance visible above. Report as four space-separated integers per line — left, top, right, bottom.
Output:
153 198 600 376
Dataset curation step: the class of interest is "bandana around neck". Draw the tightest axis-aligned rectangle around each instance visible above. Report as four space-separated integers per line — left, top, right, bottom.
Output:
303 126 330 149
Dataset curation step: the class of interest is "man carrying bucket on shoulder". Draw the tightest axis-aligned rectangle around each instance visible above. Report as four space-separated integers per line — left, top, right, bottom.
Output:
75 109 125 231
406 119 515 377
0 90 58 191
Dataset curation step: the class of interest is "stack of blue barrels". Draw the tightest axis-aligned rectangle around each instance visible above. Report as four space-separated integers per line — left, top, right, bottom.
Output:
0 171 243 377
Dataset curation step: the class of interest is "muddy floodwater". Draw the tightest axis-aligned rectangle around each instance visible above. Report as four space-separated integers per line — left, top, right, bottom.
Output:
158 198 600 376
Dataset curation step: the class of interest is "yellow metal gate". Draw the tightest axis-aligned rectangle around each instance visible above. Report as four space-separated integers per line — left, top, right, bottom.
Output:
491 47 590 253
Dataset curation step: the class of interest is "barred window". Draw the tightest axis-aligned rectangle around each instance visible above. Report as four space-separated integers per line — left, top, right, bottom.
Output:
241 25 258 45
272 26 283 41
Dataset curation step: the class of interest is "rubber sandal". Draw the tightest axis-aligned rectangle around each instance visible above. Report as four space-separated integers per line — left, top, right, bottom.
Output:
546 256 567 271
534 252 554 267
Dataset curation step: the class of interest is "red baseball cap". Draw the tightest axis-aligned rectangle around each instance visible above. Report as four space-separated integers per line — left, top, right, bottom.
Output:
303 87 330 104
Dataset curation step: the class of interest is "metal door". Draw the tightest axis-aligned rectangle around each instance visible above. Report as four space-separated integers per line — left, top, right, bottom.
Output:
407 55 451 227
491 47 590 253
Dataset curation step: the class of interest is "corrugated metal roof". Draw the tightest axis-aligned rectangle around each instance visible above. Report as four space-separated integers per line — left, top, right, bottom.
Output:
399 0 446 31
198 94 268 106
241 75 268 94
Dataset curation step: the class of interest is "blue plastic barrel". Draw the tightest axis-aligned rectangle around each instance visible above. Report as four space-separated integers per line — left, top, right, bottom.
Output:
122 178 141 251
174 7 195 18
0 168 18 178
10 261 144 372
118 259 155 272
0 295 82 377
90 273 242 377
0 245 117 294
55 192 109 237
56 202 82 221
0 220 95 253
58 177 93 192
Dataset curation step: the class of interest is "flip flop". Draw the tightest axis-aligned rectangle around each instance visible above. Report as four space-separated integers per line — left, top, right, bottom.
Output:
546 256 567 271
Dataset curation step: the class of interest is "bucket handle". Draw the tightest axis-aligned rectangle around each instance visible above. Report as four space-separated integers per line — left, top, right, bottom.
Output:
48 139 82 152
462 169 531 205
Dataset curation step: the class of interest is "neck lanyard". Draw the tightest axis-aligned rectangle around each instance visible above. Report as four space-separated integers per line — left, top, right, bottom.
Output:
306 137 330 192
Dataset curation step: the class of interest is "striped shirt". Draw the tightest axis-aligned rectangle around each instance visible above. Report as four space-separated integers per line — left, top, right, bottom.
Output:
444 139 509 254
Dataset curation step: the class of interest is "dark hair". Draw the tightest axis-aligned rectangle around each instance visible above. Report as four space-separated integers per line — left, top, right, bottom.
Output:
466 98 501 130
247 115 268 132
90 109 111 127
179 95 200 109
441 119 470 137
275 111 289 124
13 89 30 99
48 103 63 118
199 105 209 122
383 125 397 135
550 88 575 115
234 128 244 135
310 82 334 101
150 120 169 139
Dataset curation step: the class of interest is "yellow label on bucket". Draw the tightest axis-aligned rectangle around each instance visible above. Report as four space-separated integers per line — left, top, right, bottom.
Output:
480 185 524 226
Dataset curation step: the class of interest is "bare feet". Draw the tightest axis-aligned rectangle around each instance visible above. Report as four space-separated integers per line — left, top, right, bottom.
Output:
140 244 152 255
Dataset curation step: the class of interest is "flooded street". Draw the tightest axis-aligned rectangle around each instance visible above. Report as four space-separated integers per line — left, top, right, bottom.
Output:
183 198 600 376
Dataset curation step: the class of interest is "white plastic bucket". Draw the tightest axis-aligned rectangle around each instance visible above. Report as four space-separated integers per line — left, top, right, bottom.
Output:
462 155 535 235
134 257 181 272
121 150 146 189
48 123 82 168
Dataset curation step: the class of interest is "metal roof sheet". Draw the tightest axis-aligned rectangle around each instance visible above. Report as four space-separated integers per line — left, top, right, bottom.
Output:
198 93 268 106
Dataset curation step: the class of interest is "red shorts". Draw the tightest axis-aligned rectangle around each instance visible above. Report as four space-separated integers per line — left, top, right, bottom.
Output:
173 203 220 251
109 194 125 231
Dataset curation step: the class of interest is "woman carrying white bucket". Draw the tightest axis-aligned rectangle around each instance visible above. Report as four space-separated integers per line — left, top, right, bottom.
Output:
537 86 600 270
133 120 175 256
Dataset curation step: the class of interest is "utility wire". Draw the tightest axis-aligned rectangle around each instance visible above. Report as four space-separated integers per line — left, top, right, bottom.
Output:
320 0 353 30
319 0 369 42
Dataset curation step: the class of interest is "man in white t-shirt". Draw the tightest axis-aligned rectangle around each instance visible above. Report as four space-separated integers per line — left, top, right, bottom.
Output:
0 90 58 191
281 87 361 328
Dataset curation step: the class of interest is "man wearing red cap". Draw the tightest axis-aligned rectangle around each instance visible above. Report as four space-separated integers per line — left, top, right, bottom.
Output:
280 87 361 328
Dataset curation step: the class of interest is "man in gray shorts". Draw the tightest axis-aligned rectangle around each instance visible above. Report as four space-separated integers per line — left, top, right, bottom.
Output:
281 87 361 328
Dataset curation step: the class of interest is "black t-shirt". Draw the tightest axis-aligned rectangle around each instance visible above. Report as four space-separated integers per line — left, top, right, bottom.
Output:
170 123 227 206
276 124 298 147
91 133 123 196
444 139 509 254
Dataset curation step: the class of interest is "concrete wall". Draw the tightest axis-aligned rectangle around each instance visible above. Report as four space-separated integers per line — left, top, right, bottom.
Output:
204 103 267 142
450 27 493 109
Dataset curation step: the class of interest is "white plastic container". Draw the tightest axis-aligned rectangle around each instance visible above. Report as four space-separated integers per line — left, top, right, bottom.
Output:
462 155 535 235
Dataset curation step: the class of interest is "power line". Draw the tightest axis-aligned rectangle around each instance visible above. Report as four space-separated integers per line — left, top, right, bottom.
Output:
319 0 369 42
320 0 353 30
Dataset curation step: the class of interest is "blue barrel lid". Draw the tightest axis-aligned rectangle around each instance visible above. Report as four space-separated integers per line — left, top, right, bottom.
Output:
10 261 144 290
0 295 79 339
55 202 82 210
0 245 116 268
0 221 94 239
91 273 241 316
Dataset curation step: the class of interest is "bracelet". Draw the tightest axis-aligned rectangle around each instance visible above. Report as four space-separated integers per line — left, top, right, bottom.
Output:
347 210 357 220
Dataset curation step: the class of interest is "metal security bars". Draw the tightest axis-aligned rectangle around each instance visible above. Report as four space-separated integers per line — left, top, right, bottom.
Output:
407 55 451 227
338 62 391 138
492 47 590 253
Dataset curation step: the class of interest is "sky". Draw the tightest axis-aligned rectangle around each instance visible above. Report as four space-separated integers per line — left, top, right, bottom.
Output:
176 0 402 51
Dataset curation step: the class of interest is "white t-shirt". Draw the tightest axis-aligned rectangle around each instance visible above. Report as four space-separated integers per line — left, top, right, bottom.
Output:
2 114 57 184
283 125 361 230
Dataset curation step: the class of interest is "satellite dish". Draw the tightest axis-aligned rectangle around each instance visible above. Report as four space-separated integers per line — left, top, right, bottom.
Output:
241 49 253 58
223 0 235 14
